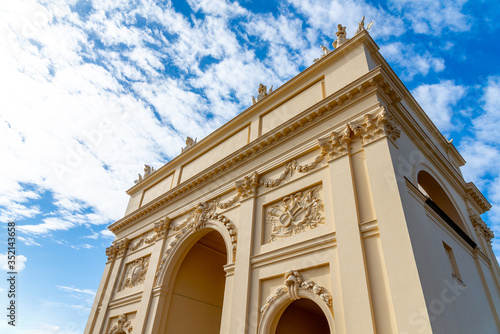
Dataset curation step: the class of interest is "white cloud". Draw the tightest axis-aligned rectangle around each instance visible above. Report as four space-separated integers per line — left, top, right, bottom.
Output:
0 253 27 272
381 42 445 80
100 229 115 239
388 0 470 34
56 285 96 296
18 236 42 246
473 76 500 142
286 0 406 40
411 80 466 131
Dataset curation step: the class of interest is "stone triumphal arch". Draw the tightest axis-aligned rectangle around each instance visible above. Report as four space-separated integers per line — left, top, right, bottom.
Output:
86 22 500 334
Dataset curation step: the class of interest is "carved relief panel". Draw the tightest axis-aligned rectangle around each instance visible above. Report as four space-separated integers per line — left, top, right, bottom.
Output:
264 184 325 243
107 312 135 333
120 255 150 291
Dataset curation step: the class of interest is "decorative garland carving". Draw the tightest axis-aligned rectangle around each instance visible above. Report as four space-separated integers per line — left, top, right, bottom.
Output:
236 171 260 199
471 214 494 245
121 255 150 290
108 313 133 334
127 218 171 252
260 270 332 314
266 185 325 242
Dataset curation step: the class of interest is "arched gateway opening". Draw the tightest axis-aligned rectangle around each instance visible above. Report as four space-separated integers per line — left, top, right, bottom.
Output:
275 299 330 334
164 230 227 333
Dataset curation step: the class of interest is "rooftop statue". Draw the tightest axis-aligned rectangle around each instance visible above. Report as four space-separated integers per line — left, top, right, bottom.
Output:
182 136 197 153
355 16 373 35
134 164 156 184
252 83 273 104
332 24 348 48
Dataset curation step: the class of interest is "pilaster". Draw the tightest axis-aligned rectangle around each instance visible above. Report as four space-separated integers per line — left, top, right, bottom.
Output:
94 238 130 334
323 131 375 333
135 218 171 333
362 129 432 333
228 174 258 333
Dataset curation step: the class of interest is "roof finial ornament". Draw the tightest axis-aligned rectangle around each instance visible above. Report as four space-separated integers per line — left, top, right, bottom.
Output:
355 16 373 35
332 24 348 49
252 83 273 105
182 136 197 153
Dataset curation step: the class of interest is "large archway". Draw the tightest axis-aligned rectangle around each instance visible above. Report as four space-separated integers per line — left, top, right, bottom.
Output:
164 230 227 333
275 299 330 334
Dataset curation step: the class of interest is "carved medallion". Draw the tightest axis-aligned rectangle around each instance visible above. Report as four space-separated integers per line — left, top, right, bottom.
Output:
265 185 325 242
121 255 150 290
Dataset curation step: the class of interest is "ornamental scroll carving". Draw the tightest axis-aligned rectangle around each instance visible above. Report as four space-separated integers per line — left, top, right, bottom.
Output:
266 185 325 242
261 270 332 314
120 255 150 291
108 313 133 334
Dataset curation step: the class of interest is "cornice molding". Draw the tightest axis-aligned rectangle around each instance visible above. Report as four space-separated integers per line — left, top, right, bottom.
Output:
466 182 491 214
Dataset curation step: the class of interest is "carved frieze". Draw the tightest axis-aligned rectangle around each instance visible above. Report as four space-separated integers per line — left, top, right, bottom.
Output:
261 270 332 314
121 255 150 291
266 185 325 242
108 313 133 334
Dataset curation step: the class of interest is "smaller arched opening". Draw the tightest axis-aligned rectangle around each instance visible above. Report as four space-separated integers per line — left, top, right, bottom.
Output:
417 170 467 232
259 287 335 334
275 299 330 334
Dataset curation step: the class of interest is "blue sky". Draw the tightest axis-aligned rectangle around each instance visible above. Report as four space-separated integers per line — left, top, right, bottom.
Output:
1 0 500 332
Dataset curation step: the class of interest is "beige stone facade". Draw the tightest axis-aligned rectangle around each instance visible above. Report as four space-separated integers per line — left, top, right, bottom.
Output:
85 28 500 334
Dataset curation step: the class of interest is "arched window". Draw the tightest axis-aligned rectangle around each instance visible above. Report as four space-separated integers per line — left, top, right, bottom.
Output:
417 170 467 232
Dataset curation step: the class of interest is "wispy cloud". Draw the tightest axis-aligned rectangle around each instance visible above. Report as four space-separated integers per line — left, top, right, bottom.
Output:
411 80 466 131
